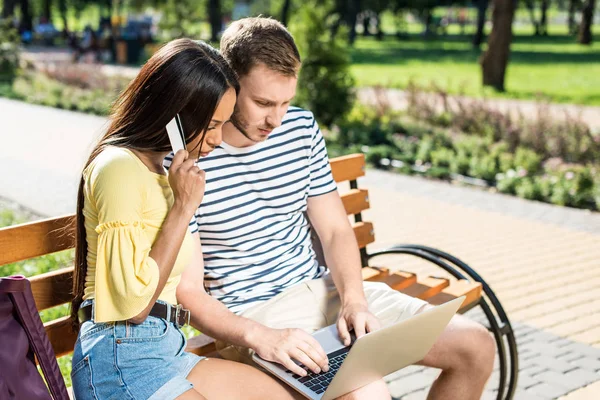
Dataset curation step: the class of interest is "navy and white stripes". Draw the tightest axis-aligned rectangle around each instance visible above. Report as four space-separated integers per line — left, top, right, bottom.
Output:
164 107 337 313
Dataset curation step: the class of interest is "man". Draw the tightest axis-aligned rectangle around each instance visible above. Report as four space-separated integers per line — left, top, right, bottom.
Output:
172 17 495 399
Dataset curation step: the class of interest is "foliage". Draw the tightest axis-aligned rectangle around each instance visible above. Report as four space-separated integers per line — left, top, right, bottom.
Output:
9 68 128 115
0 18 20 82
325 87 600 211
291 4 356 128
406 81 600 164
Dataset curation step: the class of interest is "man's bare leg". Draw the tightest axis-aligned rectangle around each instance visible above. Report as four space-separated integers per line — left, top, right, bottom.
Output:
418 309 496 400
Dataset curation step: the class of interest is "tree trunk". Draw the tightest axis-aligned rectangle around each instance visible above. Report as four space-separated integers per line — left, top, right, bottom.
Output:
568 0 577 34
539 0 549 35
578 0 596 44
20 0 33 32
473 0 490 47
347 0 360 45
58 0 68 33
362 12 371 36
375 12 383 40
208 0 221 42
2 0 17 19
280 0 292 26
480 0 516 91
524 0 539 35
43 0 52 21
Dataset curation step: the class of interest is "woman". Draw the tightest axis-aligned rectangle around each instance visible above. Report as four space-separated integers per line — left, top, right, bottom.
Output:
70 39 296 400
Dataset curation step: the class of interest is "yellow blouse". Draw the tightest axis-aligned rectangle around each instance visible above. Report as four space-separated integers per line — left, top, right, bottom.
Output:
82 147 194 322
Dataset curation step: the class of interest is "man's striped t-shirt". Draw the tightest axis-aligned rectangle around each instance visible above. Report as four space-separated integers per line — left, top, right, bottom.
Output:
164 107 337 314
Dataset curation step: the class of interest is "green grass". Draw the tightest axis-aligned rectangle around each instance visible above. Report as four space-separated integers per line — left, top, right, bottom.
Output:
350 25 600 105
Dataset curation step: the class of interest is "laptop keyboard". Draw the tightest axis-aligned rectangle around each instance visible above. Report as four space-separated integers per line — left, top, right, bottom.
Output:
290 346 351 395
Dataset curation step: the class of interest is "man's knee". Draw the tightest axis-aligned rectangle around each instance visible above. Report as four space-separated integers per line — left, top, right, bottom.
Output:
458 321 495 376
335 379 391 400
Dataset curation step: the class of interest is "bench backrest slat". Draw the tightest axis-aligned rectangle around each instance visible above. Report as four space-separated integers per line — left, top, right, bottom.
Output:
44 316 77 359
341 189 370 216
330 154 365 183
30 267 74 311
0 215 75 265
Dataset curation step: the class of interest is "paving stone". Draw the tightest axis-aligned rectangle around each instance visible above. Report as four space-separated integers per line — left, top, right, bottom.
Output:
568 357 600 372
517 373 543 390
481 390 498 400
513 391 549 400
562 369 600 389
529 357 577 374
559 343 600 360
534 370 589 392
558 352 586 363
524 343 572 358
520 365 550 377
527 382 571 399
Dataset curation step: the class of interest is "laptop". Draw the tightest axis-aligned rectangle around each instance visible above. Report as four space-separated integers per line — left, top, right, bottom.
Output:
253 296 464 400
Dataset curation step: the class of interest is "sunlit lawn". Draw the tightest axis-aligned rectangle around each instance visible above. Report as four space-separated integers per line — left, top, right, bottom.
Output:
350 22 600 105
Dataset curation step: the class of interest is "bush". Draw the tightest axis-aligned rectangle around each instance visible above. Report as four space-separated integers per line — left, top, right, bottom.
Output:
0 18 20 82
11 72 118 115
469 155 498 182
325 88 600 211
335 104 390 146
291 4 355 128
405 81 600 164
514 147 542 175
515 178 542 201
364 145 395 168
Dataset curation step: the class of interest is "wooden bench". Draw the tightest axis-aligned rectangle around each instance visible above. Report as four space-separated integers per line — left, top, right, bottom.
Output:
0 153 518 400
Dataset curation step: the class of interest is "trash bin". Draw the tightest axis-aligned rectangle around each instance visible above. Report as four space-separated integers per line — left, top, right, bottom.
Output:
125 38 141 64
116 40 127 64
115 38 141 65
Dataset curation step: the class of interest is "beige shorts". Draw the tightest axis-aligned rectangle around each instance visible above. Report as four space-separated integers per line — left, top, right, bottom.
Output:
216 275 428 364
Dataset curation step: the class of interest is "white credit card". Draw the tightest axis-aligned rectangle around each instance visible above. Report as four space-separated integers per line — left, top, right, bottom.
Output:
166 114 186 153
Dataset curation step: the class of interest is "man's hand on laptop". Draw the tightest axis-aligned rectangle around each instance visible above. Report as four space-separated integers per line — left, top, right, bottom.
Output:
337 301 381 346
250 326 330 377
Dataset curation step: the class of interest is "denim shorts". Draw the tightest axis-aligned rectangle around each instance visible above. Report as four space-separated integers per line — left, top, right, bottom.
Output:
71 300 205 400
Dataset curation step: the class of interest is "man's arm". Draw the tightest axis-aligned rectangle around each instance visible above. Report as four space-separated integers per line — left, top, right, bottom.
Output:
176 233 329 376
306 191 381 344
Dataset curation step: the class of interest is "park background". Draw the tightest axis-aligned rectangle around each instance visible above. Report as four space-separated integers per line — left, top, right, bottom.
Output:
1 0 599 399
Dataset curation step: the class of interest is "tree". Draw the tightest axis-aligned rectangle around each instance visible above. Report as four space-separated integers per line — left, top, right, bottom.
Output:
208 0 221 42
329 0 361 45
524 0 538 34
524 0 549 36
43 0 53 21
280 0 292 26
473 0 490 47
2 0 17 19
292 3 355 127
20 0 33 33
568 0 580 34
58 0 69 33
578 0 596 44
480 0 516 91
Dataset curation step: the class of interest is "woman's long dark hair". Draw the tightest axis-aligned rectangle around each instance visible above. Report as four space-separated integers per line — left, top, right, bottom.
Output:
70 39 239 330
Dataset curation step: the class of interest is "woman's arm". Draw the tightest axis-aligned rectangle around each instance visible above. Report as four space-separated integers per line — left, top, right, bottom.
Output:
129 150 205 323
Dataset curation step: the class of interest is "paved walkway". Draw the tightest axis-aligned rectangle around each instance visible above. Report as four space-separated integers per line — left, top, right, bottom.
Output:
1 98 599 399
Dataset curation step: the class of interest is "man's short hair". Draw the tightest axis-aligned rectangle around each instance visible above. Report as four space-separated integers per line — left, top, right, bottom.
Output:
220 17 301 78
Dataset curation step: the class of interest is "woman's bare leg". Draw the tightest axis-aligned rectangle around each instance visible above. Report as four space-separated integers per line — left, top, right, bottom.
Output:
186 358 298 400
176 388 207 399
